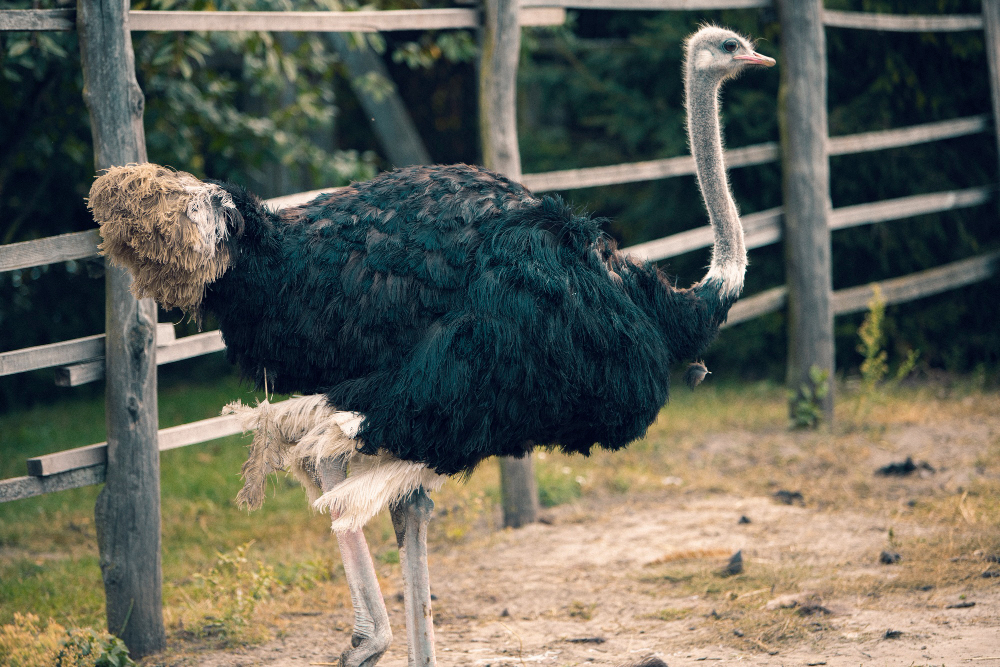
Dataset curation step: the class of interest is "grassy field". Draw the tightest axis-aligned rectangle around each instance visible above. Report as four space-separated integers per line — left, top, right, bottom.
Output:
1 361 998 664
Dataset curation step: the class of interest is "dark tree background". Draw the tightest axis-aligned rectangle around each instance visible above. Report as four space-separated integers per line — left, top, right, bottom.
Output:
1 0 997 411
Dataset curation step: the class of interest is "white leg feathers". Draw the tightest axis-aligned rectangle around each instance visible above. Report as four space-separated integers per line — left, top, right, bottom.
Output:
224 395 447 531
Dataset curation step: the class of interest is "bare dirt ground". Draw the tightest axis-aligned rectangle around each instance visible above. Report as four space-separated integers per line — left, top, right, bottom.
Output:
168 393 1000 667
186 496 998 667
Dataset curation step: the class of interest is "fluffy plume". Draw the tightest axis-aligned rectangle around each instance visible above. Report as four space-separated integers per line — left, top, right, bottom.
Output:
89 163 239 316
224 395 447 530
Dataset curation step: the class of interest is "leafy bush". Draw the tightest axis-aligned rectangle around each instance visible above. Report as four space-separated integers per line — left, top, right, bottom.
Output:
0 613 134 667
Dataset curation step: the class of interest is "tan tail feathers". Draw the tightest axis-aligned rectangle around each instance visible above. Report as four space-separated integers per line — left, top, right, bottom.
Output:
88 163 239 314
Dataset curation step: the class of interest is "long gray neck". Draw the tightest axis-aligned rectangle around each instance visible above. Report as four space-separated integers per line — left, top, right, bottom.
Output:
686 70 746 301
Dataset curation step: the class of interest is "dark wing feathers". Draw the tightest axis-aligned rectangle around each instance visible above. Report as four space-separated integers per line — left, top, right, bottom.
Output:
208 164 676 475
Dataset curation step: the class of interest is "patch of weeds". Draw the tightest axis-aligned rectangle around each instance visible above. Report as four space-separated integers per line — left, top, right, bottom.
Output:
0 613 134 667
646 607 691 622
789 365 830 429
853 286 919 417
376 548 400 565
537 465 582 507
567 601 596 620
183 541 277 644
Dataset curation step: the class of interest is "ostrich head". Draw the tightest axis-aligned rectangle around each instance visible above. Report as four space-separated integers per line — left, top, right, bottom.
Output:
684 26 775 83
89 163 243 317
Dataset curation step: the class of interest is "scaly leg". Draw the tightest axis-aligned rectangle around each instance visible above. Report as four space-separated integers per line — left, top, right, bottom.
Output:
318 457 392 667
390 487 436 667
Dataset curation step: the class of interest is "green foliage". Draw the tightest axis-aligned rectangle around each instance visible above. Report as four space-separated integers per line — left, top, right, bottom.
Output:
189 541 277 641
536 460 583 507
789 365 830 430
854 286 920 414
0 613 134 667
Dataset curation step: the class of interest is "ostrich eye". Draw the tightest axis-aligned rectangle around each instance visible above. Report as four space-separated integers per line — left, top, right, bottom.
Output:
723 39 738 53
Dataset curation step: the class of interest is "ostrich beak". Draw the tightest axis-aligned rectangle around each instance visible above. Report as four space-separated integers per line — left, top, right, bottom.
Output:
734 52 776 67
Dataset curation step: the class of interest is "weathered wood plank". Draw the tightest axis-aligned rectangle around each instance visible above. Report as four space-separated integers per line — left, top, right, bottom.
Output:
778 0 834 422
55 359 105 387
624 207 782 262
265 187 342 210
0 467 106 504
828 115 990 156
155 330 226 365
0 334 105 377
830 187 992 230
0 6 564 33
27 442 107 477
2 324 173 379
723 285 787 328
0 8 75 31
831 252 1000 315
520 0 771 8
823 9 983 32
127 7 562 32
0 230 101 273
23 413 245 480
521 142 778 193
159 414 243 451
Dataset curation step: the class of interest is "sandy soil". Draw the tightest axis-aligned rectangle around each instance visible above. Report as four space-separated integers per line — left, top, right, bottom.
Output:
186 489 999 667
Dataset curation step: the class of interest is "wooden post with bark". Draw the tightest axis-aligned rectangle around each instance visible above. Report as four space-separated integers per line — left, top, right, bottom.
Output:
777 0 835 425
479 0 538 528
78 0 165 656
982 0 1000 186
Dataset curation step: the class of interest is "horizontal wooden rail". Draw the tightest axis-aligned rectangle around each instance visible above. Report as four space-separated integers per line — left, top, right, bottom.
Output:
722 250 1000 328
828 115 990 156
624 207 782 262
2 411 251 502
520 115 990 194
0 466 106 504
1 325 215 380
0 8 74 31
520 0 771 8
0 7 564 32
0 230 101 273
822 9 984 32
830 186 993 231
521 142 779 193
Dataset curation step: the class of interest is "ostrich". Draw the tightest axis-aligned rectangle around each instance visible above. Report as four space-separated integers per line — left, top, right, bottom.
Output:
88 26 773 667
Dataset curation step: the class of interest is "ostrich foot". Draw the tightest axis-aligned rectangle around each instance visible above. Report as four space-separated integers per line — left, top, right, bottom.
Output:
319 457 392 667
390 487 436 667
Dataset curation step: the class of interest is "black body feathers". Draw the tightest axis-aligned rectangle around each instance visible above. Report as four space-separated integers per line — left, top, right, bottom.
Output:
204 164 732 475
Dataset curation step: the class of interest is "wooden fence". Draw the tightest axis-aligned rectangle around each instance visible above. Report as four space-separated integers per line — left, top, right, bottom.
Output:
2 0 1000 655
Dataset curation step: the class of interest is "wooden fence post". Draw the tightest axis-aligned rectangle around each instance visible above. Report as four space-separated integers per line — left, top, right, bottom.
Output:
777 0 835 425
982 0 1000 180
78 0 165 656
479 0 538 528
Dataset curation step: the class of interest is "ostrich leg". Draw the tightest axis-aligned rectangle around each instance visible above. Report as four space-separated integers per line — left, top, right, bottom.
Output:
318 456 392 667
390 487 436 667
